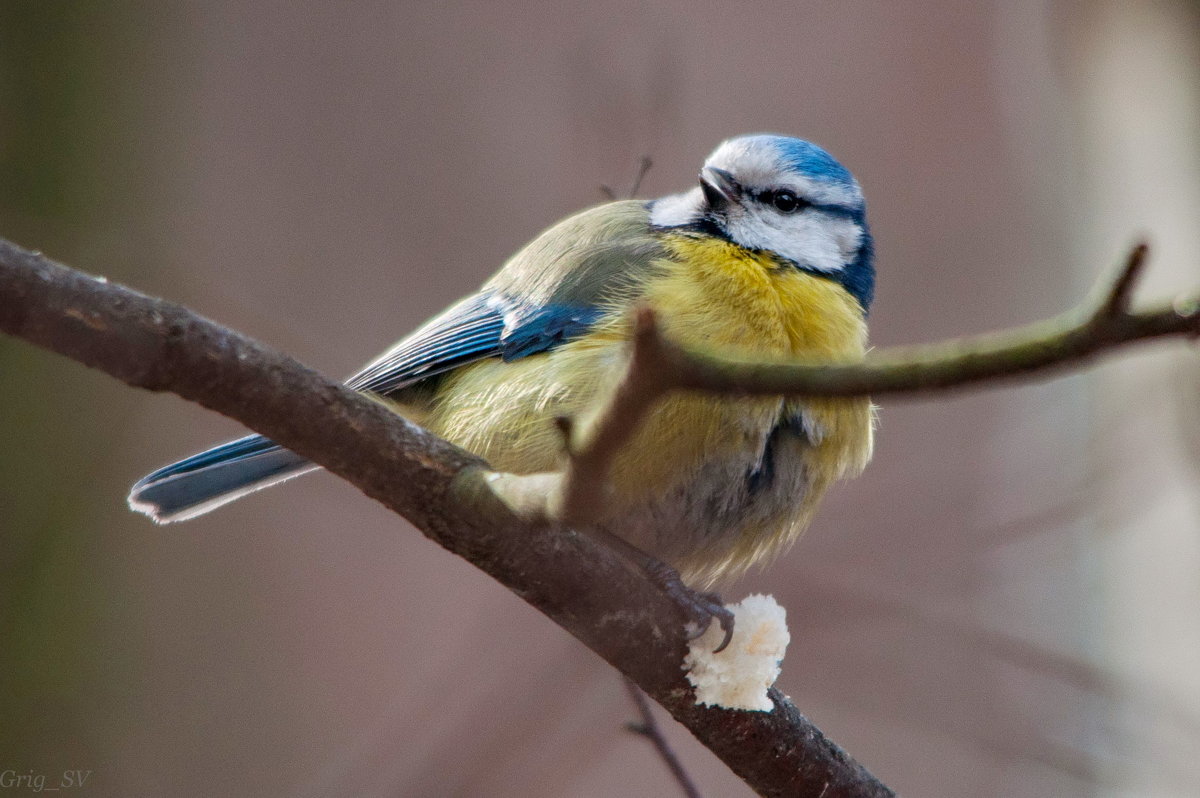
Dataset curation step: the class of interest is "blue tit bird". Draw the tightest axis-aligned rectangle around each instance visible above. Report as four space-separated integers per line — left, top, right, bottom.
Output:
129 134 875 587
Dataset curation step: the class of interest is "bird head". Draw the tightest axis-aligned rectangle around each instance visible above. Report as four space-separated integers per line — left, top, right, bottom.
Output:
649 134 874 311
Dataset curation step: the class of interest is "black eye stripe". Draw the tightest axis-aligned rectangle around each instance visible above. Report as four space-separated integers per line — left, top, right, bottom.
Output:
756 189 808 213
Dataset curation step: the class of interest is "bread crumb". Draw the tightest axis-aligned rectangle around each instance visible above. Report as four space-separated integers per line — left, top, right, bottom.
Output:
683 594 789 712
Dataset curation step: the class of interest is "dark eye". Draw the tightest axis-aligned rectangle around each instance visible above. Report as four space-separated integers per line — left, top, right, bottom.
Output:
769 190 803 213
758 190 806 213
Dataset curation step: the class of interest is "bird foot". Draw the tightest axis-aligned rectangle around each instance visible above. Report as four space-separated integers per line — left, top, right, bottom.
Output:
589 529 735 653
642 559 735 654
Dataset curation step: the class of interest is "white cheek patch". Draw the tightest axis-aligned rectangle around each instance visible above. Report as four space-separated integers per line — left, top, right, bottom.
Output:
827 214 865 264
724 210 862 274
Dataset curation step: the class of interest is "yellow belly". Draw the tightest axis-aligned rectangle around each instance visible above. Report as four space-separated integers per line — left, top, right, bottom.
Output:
424 232 874 583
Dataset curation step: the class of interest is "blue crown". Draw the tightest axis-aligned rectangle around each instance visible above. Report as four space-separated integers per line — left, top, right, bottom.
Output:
745 134 857 191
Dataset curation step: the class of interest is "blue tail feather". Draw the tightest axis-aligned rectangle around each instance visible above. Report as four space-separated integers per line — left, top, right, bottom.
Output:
128 434 316 523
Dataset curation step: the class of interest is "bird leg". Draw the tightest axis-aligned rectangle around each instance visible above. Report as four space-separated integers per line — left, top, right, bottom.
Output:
591 528 735 654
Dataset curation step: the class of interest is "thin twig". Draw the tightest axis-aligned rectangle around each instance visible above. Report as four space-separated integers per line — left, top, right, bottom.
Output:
628 156 653 198
1093 241 1148 320
624 676 703 798
660 243 1198 399
599 155 654 201
553 306 672 522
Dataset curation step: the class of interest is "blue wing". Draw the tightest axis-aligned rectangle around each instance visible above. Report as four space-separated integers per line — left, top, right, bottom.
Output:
347 292 603 395
128 292 602 522
130 199 658 523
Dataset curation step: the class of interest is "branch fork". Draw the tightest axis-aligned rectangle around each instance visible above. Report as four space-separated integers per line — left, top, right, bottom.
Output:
1091 241 1149 322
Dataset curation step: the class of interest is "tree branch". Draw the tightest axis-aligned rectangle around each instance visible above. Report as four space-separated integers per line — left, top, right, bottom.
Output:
662 242 1197 399
3 236 1195 796
491 242 1199 525
0 237 892 797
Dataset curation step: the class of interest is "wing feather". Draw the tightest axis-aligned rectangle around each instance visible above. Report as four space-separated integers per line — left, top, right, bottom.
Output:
348 200 663 397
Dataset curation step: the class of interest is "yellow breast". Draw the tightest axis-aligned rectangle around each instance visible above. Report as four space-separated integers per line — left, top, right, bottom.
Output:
592 231 871 489
429 230 870 470
423 230 873 581
647 232 868 358
419 229 875 582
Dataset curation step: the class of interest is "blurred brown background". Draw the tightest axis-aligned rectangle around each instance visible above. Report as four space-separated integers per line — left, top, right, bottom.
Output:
2 2 1199 796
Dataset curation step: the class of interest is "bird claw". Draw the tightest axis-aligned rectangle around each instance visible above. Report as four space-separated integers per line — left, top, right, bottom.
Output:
590 530 737 654
643 559 735 654
680 589 736 654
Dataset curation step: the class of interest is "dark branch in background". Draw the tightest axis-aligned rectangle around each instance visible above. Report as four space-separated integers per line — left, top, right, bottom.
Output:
624 676 703 798
1 236 1197 795
600 155 654 201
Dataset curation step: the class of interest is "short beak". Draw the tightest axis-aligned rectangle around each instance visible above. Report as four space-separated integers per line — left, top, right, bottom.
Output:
699 166 742 209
